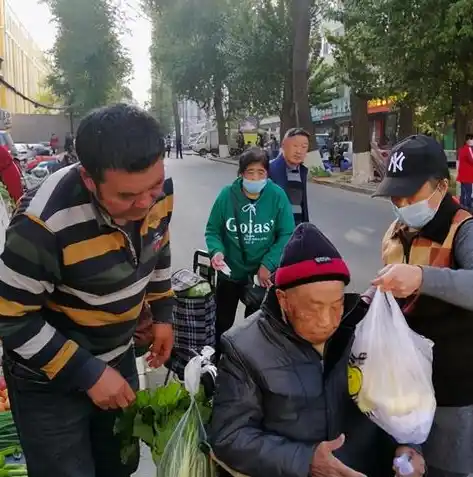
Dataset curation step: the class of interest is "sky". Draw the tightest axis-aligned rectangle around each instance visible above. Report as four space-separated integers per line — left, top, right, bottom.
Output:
10 0 152 106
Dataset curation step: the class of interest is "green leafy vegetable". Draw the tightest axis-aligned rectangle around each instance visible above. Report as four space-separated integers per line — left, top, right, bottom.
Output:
115 380 212 466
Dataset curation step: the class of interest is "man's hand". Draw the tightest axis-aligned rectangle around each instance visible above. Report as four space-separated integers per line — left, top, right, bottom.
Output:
87 366 135 410
371 264 423 298
146 323 174 368
257 265 272 288
394 446 425 477
311 434 366 477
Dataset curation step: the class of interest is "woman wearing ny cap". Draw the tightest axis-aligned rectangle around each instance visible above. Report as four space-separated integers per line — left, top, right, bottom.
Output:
370 134 473 477
209 223 424 477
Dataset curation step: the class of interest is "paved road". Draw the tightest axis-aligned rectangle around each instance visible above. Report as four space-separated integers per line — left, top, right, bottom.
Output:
135 153 395 476
170 153 393 289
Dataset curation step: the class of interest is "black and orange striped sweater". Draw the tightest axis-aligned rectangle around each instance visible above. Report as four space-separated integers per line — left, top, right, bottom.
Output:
0 164 174 390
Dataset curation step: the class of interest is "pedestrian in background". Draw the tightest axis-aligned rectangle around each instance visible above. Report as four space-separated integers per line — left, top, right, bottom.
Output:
457 134 473 210
205 148 295 361
370 134 473 477
256 132 265 149
64 132 74 154
175 136 183 159
269 127 310 225
269 134 279 160
165 134 172 158
49 133 59 154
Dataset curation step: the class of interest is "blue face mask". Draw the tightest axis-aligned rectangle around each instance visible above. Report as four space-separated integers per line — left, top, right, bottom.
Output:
242 178 267 195
392 189 440 229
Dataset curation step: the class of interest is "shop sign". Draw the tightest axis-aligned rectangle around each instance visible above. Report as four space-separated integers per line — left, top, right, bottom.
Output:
311 97 351 122
367 94 404 113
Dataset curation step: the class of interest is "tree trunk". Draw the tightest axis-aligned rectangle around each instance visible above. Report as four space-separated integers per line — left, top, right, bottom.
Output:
291 0 314 148
398 104 415 140
279 0 294 141
350 92 373 184
280 66 294 141
171 90 181 142
214 86 228 157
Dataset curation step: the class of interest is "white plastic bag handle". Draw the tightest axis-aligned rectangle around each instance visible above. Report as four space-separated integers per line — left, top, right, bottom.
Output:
184 346 216 396
370 288 402 325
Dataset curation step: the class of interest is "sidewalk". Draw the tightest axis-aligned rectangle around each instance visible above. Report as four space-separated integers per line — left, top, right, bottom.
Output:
310 173 378 195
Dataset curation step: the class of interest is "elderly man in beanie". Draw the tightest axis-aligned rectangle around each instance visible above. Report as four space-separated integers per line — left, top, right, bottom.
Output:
209 223 425 477
369 135 473 477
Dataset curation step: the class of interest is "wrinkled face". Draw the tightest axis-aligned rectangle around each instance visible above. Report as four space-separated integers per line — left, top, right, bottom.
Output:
391 179 448 209
276 281 345 345
282 135 309 166
80 159 165 223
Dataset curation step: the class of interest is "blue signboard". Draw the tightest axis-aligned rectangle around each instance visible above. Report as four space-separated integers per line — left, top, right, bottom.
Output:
311 97 350 122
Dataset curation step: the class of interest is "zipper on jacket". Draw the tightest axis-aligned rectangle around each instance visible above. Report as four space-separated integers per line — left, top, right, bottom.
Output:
109 223 139 267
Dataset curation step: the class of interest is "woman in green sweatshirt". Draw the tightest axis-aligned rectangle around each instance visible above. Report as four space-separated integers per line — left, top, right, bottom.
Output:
205 148 295 358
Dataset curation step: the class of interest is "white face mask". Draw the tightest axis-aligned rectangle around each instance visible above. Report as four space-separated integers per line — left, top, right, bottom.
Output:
392 188 441 229
467 140 473 146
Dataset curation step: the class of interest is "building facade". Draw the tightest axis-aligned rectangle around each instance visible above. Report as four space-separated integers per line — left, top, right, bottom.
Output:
0 0 49 118
178 99 207 144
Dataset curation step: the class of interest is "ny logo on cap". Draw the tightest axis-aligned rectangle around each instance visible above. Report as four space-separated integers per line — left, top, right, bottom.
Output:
388 151 406 173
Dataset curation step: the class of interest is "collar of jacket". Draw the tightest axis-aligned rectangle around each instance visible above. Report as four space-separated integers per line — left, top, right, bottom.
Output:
392 193 460 244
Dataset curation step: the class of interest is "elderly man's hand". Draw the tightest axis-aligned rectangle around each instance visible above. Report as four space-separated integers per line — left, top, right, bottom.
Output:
371 264 423 298
394 447 425 477
311 434 366 477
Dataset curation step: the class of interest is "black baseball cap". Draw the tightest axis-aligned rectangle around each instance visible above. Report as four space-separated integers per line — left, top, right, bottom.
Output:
373 135 450 198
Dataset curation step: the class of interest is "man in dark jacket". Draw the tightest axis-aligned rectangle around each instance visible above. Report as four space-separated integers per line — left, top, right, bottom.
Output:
209 223 425 477
269 128 310 225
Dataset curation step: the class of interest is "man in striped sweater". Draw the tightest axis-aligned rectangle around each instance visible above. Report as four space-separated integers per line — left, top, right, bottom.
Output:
0 104 174 477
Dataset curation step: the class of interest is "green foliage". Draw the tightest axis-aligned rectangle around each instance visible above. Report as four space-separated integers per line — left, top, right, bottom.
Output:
42 0 132 113
310 166 331 177
329 0 473 127
148 69 174 134
115 381 212 465
308 57 338 108
221 0 291 118
146 0 331 124
146 0 229 109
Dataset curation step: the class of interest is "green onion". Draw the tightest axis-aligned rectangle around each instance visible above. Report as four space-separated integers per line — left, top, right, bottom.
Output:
158 398 216 477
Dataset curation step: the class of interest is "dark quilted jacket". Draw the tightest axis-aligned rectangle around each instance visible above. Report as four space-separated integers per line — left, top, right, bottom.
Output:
208 289 399 477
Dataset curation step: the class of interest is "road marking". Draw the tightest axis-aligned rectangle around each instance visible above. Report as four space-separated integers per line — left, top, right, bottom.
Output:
344 228 371 246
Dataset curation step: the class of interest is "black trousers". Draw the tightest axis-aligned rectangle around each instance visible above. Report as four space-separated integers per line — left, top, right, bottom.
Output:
3 348 139 477
460 182 472 209
214 278 259 361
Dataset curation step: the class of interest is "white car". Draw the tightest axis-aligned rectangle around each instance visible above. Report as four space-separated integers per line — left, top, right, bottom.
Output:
13 143 33 163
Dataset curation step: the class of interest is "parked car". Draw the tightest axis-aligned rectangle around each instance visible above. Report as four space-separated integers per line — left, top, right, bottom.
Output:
13 144 33 163
33 159 62 174
25 155 54 171
29 144 53 157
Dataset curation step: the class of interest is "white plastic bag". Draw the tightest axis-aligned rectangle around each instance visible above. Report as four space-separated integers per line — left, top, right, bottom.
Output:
158 346 217 477
348 289 436 444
